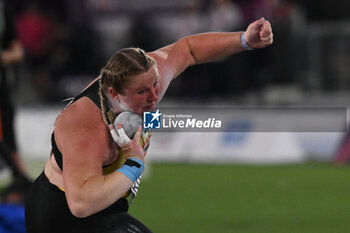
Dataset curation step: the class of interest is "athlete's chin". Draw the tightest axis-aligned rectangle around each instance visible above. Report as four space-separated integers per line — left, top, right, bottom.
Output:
143 103 156 112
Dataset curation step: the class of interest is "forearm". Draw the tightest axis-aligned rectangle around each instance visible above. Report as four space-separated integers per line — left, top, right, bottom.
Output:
65 171 133 218
184 32 244 64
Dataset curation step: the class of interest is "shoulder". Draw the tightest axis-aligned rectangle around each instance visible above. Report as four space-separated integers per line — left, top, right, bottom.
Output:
147 40 195 100
58 97 101 129
148 38 195 79
54 97 109 156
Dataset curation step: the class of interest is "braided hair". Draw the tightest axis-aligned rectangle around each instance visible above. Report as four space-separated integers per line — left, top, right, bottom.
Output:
99 48 156 125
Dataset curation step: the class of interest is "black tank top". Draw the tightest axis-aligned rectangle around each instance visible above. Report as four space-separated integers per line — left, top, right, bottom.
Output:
51 80 100 170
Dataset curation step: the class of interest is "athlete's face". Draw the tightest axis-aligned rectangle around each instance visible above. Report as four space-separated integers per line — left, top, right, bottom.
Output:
116 65 160 115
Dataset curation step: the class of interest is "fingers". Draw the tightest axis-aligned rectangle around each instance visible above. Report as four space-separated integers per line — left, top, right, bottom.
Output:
260 31 273 41
259 20 273 45
263 20 272 33
245 17 273 48
117 127 131 145
260 20 272 36
110 126 120 144
109 123 131 147
122 126 145 162
251 17 265 30
257 17 265 26
247 17 269 39
133 126 142 141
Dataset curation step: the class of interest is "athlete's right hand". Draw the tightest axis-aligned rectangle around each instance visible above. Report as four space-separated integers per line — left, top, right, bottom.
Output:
245 17 273 49
109 124 131 147
120 126 145 163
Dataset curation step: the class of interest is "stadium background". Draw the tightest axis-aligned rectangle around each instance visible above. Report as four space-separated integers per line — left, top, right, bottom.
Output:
1 0 350 232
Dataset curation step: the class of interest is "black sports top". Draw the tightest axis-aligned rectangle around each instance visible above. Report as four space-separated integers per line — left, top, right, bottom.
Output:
51 80 100 171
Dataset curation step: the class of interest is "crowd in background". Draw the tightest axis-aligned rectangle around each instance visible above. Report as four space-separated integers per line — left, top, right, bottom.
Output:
4 0 350 104
0 0 349 205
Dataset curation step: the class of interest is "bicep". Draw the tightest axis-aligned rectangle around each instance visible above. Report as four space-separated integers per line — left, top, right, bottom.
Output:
61 130 105 190
54 102 106 192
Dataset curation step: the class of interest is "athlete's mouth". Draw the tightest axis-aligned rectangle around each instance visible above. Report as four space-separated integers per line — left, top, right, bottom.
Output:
144 103 155 111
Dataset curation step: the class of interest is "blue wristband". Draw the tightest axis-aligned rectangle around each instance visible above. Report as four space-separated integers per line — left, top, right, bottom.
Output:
117 158 145 183
240 31 254 51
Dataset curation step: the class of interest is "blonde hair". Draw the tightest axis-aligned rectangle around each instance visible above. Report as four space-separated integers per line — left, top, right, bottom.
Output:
99 48 156 124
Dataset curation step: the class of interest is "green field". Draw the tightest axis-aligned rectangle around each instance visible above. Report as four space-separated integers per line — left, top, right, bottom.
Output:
1 162 349 233
129 163 350 233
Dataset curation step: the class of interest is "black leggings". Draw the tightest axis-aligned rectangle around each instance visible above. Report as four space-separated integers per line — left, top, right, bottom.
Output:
25 172 153 233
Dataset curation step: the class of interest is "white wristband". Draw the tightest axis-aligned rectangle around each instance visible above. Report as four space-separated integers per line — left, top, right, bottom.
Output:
240 31 254 51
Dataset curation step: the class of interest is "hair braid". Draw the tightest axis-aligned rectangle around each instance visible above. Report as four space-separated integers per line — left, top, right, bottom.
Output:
98 78 109 125
98 47 156 125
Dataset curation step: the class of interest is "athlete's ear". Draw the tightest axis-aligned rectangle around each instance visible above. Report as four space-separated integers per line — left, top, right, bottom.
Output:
108 87 119 101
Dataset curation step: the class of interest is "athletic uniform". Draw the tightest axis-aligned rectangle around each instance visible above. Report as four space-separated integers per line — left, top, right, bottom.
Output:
25 80 153 233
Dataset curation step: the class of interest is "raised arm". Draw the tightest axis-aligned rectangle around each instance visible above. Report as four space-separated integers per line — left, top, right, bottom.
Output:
148 18 273 99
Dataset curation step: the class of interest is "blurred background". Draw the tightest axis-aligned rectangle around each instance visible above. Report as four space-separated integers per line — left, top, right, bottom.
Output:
7 0 350 104
5 0 350 164
1 0 350 232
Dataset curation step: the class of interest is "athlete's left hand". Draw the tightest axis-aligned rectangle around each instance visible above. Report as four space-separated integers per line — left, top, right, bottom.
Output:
244 17 273 49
